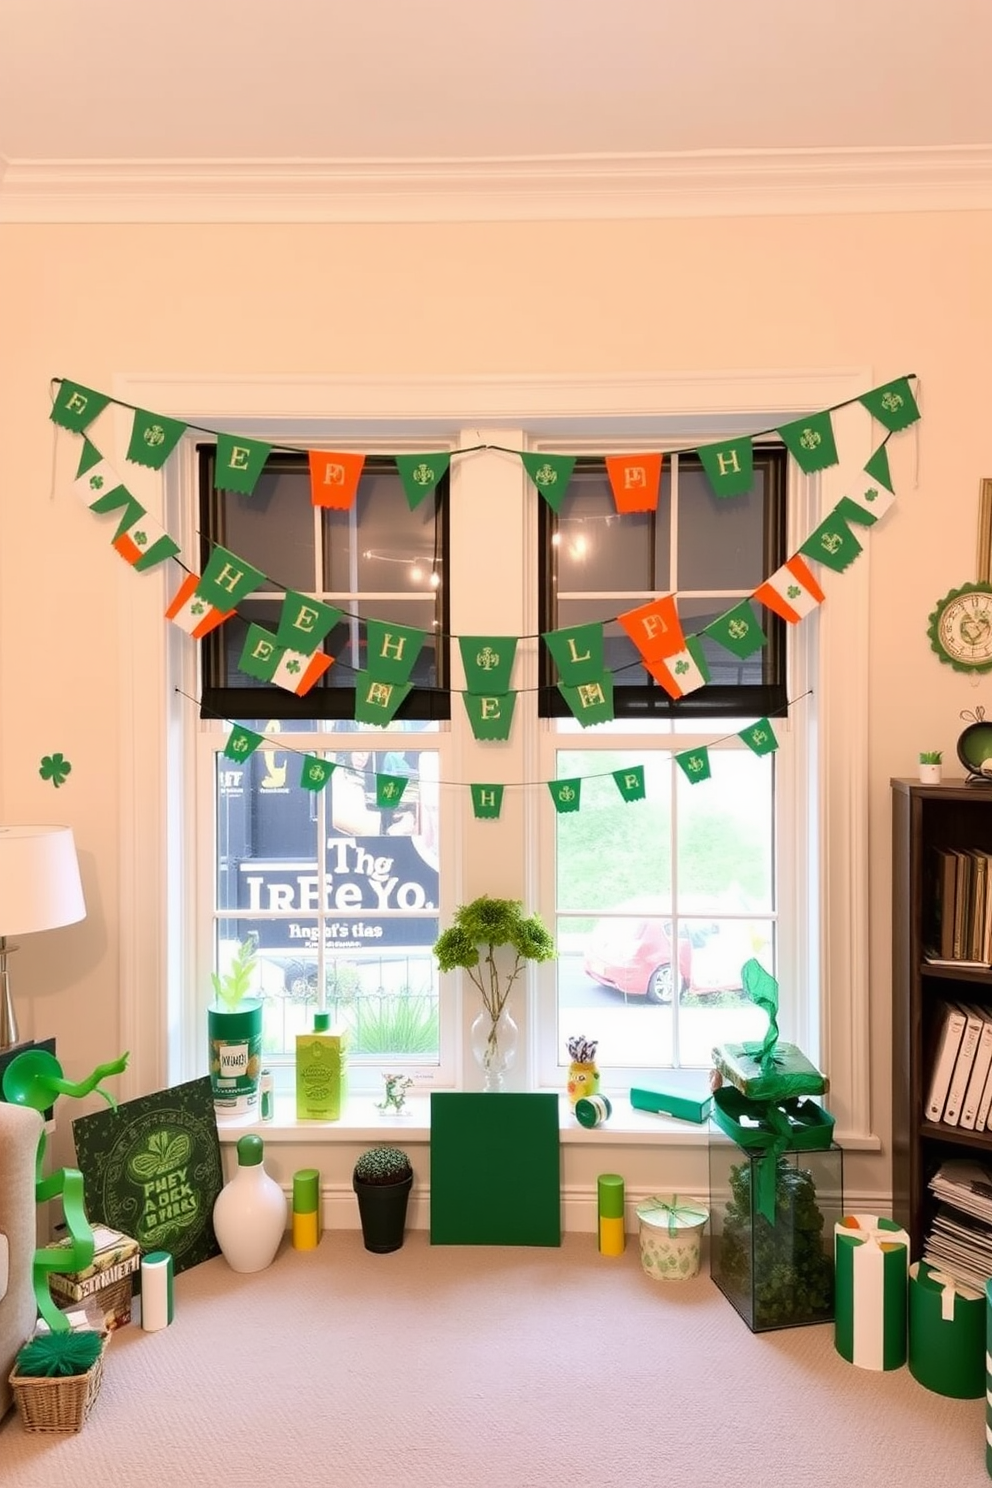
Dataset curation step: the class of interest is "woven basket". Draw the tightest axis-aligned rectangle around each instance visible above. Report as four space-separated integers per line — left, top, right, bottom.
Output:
8 1332 110 1433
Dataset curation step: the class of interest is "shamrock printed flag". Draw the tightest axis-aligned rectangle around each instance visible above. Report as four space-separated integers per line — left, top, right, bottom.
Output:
542 622 605 685
275 592 342 656
126 409 187 469
238 624 334 695
645 635 710 699
462 691 517 741
375 775 409 810
223 726 264 762
395 453 451 511
558 674 615 727
605 453 662 514
777 410 839 473
364 619 425 684
72 439 123 505
753 555 826 624
111 510 181 572
675 747 712 784
612 765 646 803
471 784 505 819
859 377 920 434
86 479 144 532
799 508 864 574
300 756 337 793
697 436 754 499
165 573 235 639
864 440 895 493
309 450 365 510
617 594 685 663
520 453 576 513
547 778 582 813
51 381 110 433
215 434 271 496
835 481 895 528
703 600 767 659
197 545 266 610
353 675 413 726
459 635 518 695
739 718 779 757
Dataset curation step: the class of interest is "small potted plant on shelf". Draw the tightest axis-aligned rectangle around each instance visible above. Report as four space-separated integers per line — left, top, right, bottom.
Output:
352 1145 414 1253
208 933 264 1119
432 896 556 1091
919 751 943 784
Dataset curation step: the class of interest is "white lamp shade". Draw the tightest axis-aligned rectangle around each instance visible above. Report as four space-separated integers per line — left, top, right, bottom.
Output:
0 825 86 936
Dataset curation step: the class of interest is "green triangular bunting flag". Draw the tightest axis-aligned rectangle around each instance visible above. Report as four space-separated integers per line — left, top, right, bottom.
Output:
364 619 426 684
558 673 615 727
51 381 111 433
859 377 920 433
738 718 779 756
223 726 264 762
459 635 518 694
395 453 451 511
300 756 337 793
276 592 342 655
547 778 582 813
520 453 576 512
703 601 767 659
864 441 895 493
471 784 505 819
237 624 281 682
126 410 187 469
462 691 517 741
215 434 272 496
777 410 839 473
675 747 712 784
697 436 754 498
542 622 605 685
353 675 413 726
375 774 409 810
799 508 864 573
612 765 646 803
198 545 266 609
88 483 145 533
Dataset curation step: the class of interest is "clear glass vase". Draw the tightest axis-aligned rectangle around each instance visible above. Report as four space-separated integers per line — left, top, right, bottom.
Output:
470 1006 518 1091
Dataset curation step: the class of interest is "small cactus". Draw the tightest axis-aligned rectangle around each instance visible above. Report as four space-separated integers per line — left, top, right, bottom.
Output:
353 1145 412 1186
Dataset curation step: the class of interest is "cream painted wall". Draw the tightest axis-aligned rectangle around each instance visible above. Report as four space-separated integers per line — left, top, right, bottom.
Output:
1 211 990 1210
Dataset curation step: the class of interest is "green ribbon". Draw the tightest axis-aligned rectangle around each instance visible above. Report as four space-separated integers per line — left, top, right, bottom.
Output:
640 1194 708 1236
711 1086 835 1224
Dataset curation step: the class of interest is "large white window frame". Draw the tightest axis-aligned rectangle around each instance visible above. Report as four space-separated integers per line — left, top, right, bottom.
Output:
113 368 874 1151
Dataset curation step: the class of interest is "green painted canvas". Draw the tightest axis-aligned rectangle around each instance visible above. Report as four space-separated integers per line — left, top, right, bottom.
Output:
429 1092 561 1246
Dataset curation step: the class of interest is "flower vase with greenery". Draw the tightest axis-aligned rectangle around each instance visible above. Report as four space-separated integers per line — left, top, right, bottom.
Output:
208 933 264 1118
433 896 556 1090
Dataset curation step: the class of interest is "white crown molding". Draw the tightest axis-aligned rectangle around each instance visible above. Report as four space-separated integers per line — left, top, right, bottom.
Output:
2 145 991 223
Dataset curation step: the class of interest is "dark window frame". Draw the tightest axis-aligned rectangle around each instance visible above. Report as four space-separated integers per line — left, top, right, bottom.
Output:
197 446 451 723
538 446 788 721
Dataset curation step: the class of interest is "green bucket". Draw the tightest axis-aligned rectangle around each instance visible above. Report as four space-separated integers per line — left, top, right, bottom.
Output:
208 999 263 1117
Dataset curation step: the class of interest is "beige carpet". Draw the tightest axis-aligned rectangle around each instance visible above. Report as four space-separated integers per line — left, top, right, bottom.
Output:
1 1231 987 1488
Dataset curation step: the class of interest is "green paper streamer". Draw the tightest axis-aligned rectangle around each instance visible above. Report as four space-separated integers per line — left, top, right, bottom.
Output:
375 774 409 810
470 784 505 819
777 410 839 473
223 726 264 761
215 433 271 495
364 619 426 684
612 764 646 802
353 674 413 725
300 756 336 792
542 622 605 685
459 635 518 695
547 778 582 813
860 377 920 433
799 509 864 573
394 452 451 510
675 747 711 783
697 436 754 498
197 545 266 610
126 409 187 469
462 691 517 741
520 452 576 512
703 601 767 659
738 718 778 756
557 673 615 727
275 593 341 656
50 381 110 433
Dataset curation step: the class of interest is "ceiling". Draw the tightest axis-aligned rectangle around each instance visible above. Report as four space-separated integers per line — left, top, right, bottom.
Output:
1 0 990 222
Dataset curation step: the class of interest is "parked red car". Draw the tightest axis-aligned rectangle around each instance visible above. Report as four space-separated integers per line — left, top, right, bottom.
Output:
582 904 753 1004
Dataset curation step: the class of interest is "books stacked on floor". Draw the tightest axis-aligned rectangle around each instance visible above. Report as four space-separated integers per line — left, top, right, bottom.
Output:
927 846 992 967
923 1000 992 1128
923 1158 992 1291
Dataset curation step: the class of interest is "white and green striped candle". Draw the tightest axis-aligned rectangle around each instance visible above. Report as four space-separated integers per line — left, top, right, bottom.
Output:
834 1214 909 1370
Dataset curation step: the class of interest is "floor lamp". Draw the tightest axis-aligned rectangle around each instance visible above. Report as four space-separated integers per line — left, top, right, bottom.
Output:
0 825 86 1051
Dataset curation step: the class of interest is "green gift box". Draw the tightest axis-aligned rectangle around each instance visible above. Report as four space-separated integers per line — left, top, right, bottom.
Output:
630 1085 713 1124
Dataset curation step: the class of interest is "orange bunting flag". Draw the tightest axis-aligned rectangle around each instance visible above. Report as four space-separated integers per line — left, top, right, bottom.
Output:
617 594 685 663
165 573 235 639
605 453 663 514
308 450 366 510
753 555 826 624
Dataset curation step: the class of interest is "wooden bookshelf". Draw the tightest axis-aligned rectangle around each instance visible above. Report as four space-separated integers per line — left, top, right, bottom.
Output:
892 778 992 1256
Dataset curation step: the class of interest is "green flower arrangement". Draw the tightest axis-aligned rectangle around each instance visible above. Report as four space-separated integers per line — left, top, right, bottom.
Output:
432 896 556 1026
210 933 259 1012
353 1145 413 1186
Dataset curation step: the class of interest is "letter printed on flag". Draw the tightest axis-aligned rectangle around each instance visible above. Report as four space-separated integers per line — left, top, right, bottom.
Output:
605 454 663 514
753 556 826 624
308 450 365 510
617 595 685 663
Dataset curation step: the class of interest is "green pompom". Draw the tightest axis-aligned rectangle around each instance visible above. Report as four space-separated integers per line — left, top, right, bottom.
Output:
15 1329 103 1378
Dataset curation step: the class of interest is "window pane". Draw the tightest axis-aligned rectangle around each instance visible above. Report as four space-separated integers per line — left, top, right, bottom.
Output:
554 466 671 593
217 467 316 593
676 462 768 590
324 469 443 595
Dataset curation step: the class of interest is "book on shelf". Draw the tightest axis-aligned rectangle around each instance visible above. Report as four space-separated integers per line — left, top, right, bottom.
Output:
953 851 973 961
977 1055 992 1131
924 1001 968 1122
959 1006 992 1129
942 1004 986 1126
969 852 992 962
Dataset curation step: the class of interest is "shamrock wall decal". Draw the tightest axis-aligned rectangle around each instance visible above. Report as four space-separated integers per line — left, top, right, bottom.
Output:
39 752 72 788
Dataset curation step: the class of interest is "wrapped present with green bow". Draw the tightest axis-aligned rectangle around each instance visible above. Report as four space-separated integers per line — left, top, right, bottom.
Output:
711 959 827 1102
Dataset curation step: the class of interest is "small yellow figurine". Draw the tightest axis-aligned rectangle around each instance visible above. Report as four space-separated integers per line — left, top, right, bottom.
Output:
566 1035 600 1108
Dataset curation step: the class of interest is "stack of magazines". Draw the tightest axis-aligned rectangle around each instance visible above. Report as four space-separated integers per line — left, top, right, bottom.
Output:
923 1158 992 1291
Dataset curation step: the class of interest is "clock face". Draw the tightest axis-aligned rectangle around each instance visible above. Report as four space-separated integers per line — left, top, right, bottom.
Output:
928 583 992 672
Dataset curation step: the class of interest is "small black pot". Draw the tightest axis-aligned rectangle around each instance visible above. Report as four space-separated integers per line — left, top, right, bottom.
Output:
353 1172 413 1253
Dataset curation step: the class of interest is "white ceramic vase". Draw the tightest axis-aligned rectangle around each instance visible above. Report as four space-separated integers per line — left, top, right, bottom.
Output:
213 1133 288 1273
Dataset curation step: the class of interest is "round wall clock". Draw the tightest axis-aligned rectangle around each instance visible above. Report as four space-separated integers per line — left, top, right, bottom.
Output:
928 582 992 673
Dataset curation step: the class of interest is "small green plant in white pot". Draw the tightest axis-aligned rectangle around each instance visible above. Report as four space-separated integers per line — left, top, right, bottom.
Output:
918 751 943 784
208 933 264 1119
